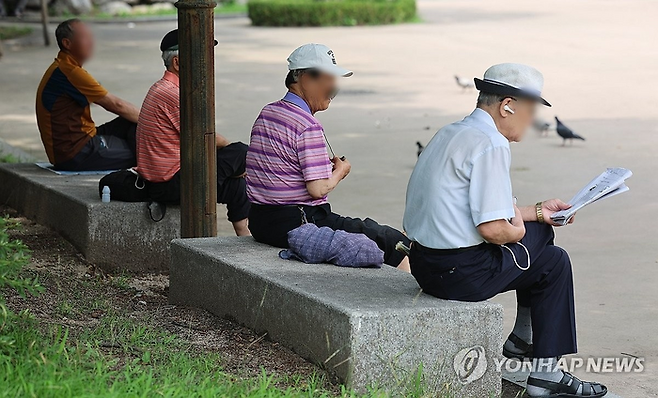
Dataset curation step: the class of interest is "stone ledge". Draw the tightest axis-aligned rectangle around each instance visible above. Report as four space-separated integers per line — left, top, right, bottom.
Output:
0 163 233 272
169 236 504 396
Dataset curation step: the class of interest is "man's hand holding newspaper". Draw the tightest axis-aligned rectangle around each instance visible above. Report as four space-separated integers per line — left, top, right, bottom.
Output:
550 167 633 226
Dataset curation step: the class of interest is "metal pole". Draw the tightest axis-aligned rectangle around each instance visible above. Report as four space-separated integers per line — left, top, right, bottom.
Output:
176 0 217 238
40 0 50 46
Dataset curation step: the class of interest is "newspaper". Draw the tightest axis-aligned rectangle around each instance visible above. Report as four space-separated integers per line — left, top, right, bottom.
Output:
550 167 633 226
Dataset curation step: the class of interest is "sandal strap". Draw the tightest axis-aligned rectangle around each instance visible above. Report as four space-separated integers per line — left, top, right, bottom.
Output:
507 333 533 352
527 372 607 396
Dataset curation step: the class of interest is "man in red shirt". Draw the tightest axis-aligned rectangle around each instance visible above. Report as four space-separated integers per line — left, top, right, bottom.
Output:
135 30 250 236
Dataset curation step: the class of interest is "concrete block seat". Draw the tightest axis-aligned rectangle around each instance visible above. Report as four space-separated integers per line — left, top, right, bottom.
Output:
0 163 233 272
170 236 504 396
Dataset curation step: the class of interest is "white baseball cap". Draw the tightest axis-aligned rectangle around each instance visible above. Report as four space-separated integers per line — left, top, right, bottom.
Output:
474 63 551 107
287 43 353 77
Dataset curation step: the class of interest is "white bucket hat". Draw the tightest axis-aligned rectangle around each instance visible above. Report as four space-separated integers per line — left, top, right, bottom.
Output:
474 63 551 107
287 43 353 77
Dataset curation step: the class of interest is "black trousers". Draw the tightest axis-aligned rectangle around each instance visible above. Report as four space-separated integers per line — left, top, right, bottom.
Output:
249 203 411 267
54 117 137 171
410 222 577 358
148 172 250 223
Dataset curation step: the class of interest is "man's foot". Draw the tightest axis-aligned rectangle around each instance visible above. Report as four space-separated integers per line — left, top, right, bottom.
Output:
503 332 533 360
526 371 607 397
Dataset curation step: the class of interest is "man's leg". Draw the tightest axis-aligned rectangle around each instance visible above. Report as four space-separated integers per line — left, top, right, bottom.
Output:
505 244 577 358
503 222 556 359
96 116 137 155
217 177 251 237
71 117 137 170
310 208 410 267
13 0 27 16
500 227 606 397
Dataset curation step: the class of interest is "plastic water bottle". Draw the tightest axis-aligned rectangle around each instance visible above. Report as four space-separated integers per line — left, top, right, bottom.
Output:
101 186 111 203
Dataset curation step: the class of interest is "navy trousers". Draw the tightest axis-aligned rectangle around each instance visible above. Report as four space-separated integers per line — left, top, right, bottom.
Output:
410 222 577 358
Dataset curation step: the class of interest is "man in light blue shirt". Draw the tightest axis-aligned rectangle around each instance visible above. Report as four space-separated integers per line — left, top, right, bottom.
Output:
405 107 515 249
404 64 607 398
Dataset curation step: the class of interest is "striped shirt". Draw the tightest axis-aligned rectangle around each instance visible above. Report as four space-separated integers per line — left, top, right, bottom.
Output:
135 71 180 183
246 92 332 206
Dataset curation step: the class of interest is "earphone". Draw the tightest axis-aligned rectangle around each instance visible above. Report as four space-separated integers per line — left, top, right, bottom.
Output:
503 104 515 114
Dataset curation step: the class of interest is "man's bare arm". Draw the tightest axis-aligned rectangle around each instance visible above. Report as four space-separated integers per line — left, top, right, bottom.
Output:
215 134 230 148
305 157 351 199
477 205 526 245
95 93 140 123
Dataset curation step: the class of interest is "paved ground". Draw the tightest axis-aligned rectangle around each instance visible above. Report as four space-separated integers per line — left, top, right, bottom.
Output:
1 1 657 396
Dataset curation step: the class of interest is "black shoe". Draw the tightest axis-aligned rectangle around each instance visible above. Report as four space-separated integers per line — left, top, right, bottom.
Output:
503 332 533 360
527 371 607 397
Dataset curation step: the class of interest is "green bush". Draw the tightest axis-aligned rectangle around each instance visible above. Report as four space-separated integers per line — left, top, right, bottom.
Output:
248 0 416 27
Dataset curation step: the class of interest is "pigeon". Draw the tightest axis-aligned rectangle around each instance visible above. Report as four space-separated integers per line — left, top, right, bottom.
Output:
533 118 551 136
555 117 585 146
416 141 425 158
454 76 475 91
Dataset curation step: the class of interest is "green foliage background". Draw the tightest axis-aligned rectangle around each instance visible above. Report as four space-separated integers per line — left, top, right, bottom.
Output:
248 0 417 27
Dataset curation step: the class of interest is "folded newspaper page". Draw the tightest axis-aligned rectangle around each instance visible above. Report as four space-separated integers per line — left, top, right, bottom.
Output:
550 167 633 226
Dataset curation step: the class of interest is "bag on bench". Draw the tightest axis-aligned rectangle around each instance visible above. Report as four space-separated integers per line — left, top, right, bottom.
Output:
98 169 149 202
97 169 168 222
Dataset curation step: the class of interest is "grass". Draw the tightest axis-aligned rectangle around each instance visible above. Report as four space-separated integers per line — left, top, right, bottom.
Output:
0 154 19 163
0 26 32 41
0 217 347 398
1 318 337 397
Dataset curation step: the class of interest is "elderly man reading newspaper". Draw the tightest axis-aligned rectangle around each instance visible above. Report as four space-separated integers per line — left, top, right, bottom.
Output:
404 64 607 397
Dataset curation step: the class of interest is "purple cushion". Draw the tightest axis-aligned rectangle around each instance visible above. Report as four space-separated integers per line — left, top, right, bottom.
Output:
279 223 383 268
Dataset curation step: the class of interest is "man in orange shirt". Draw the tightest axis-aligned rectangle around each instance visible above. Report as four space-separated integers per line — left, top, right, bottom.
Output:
36 19 141 171
135 30 250 236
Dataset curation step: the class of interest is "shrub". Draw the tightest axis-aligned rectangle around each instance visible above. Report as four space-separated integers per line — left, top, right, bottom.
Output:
248 0 416 27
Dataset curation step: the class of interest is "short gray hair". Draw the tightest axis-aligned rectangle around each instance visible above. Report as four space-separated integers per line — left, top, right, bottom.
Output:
56 18 80 51
476 91 506 107
285 68 320 88
162 49 179 68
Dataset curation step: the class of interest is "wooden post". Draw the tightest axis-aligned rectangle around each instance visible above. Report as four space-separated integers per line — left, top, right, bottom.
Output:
176 0 217 238
40 0 50 46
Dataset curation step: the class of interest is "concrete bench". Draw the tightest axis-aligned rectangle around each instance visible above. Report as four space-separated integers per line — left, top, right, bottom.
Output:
0 163 234 272
169 237 504 396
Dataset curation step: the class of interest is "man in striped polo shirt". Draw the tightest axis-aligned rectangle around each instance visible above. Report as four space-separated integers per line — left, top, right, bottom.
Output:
135 30 250 236
246 44 411 270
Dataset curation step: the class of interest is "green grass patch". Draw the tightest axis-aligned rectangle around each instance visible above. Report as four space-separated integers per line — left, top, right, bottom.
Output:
0 26 32 41
248 0 417 27
0 218 341 397
0 154 19 163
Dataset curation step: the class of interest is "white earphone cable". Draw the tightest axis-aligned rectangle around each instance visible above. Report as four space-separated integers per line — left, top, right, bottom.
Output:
501 242 531 271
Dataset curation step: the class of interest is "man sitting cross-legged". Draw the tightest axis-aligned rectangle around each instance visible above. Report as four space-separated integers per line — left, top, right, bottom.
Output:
36 19 140 171
246 43 411 270
135 29 250 236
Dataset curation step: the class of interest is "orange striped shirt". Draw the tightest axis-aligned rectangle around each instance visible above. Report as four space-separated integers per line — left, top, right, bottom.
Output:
135 71 180 183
